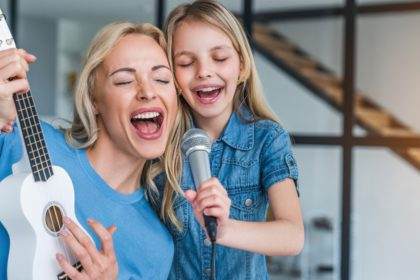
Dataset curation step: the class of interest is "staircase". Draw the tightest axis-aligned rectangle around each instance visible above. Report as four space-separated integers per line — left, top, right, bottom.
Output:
252 23 420 171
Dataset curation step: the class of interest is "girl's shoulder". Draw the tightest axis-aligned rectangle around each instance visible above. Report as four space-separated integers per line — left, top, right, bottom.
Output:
253 119 290 142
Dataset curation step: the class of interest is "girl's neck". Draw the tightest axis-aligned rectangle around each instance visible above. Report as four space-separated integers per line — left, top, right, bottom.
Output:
87 138 145 195
193 107 233 140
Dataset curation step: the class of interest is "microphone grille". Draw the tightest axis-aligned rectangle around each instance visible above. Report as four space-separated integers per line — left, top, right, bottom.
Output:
181 128 212 157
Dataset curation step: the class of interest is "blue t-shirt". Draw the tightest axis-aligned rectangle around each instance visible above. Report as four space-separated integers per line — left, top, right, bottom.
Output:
162 107 299 280
0 122 173 279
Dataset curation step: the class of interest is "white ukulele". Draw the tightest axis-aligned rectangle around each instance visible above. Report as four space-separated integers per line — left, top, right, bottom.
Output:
0 8 90 280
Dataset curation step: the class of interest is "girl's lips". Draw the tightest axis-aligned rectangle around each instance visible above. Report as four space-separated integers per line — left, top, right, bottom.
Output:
193 87 223 105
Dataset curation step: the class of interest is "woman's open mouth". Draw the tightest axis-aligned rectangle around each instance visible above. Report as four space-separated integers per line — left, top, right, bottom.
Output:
193 86 223 105
130 109 164 140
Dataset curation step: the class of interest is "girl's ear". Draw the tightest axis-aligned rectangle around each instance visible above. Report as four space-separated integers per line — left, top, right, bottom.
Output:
237 59 247 85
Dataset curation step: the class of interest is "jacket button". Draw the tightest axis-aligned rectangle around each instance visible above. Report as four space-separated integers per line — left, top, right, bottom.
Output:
205 268 212 276
204 238 212 246
244 198 253 207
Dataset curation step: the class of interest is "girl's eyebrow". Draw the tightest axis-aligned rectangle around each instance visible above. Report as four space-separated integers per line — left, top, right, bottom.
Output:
174 45 232 58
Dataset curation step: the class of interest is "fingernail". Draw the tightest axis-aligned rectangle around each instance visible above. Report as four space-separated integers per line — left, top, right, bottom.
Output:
59 229 69 236
87 218 95 224
56 253 64 261
63 217 70 224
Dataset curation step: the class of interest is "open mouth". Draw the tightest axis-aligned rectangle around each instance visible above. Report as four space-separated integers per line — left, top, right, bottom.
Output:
130 109 164 139
193 86 223 104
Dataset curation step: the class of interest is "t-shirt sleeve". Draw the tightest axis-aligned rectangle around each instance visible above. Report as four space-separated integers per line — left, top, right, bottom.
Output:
0 123 22 180
260 126 299 193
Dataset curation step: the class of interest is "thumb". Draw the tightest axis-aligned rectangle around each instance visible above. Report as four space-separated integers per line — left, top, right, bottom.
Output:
184 189 197 203
107 225 117 235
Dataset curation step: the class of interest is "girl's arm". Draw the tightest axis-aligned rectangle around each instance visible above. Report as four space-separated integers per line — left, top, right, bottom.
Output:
186 177 304 256
217 178 304 256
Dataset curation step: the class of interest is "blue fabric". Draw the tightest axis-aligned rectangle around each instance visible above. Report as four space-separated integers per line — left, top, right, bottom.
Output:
0 122 173 280
164 107 299 280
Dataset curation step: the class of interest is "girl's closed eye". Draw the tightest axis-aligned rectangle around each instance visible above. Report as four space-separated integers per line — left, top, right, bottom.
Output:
175 57 194 68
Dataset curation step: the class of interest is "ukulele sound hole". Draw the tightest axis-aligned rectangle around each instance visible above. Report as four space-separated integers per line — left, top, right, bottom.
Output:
43 203 65 236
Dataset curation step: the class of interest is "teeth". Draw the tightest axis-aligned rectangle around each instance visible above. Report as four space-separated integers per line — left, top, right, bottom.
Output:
132 111 160 120
197 87 220 93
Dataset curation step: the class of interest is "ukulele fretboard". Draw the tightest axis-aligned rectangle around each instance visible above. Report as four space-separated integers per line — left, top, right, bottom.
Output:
13 91 53 181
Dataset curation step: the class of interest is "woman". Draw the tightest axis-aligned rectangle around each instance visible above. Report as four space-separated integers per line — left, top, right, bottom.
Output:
0 22 183 279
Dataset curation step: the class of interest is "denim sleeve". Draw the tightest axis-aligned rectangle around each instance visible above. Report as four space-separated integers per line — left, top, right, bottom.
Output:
260 126 299 192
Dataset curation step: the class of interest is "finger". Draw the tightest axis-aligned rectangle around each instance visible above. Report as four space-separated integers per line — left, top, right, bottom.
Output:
107 224 117 235
203 206 229 220
0 48 36 65
0 78 29 96
0 60 29 82
184 189 197 203
56 253 85 280
196 194 227 212
61 220 96 275
88 219 116 258
0 124 13 133
63 217 103 262
195 185 225 204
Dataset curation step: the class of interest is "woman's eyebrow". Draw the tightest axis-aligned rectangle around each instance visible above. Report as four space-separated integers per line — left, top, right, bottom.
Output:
109 67 136 77
152 65 171 71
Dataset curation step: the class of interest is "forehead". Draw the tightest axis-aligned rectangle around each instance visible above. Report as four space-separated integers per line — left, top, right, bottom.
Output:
173 20 234 51
103 34 169 70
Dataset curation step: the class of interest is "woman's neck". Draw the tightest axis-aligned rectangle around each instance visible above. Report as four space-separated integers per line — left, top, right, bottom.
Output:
87 140 145 195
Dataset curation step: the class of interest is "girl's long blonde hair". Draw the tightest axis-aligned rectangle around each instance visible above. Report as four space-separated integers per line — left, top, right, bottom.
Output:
65 21 184 229
164 0 279 125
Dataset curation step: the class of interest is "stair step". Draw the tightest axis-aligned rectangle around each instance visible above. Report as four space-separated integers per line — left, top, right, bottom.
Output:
355 108 392 130
300 67 342 86
378 128 418 137
254 31 296 52
274 49 318 69
407 148 420 162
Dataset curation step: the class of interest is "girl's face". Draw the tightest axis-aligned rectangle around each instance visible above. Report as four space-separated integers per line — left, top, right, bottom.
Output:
93 34 177 161
173 20 242 124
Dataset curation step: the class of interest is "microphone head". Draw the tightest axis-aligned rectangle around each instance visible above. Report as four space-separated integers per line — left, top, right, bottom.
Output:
181 128 212 157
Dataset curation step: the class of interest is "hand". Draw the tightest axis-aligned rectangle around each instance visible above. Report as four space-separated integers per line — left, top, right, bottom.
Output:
184 177 231 241
0 48 36 132
56 217 118 280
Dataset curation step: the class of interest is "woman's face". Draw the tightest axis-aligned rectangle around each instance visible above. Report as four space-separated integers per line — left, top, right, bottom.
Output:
93 34 177 160
172 20 241 124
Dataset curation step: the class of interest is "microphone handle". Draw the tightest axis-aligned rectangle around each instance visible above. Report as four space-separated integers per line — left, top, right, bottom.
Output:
189 150 218 243
204 215 218 243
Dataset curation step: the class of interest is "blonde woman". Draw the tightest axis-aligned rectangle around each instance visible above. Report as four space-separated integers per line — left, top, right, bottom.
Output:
0 22 183 279
161 0 304 279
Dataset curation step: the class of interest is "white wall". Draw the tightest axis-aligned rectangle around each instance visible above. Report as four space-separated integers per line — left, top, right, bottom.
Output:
18 16 57 116
261 11 420 280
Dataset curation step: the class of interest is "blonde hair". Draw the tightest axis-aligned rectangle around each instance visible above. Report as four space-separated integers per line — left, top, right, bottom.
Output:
65 21 184 229
164 0 279 124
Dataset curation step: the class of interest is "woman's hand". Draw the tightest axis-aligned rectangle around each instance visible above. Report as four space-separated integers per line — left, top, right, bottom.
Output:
184 177 231 241
0 48 36 132
56 217 118 280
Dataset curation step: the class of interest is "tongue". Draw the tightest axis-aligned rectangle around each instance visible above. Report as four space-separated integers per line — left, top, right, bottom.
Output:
197 89 219 99
134 120 159 134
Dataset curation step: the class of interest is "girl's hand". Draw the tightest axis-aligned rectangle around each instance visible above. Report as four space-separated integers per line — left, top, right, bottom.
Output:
184 177 231 241
56 217 118 280
0 48 36 132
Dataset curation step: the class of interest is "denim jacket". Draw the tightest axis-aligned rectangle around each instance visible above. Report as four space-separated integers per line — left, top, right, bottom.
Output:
158 107 299 280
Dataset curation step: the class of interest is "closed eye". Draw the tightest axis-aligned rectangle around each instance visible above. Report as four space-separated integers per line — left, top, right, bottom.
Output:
156 79 170 84
115 81 133 85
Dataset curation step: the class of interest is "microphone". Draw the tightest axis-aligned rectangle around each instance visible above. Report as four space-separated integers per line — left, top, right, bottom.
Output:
181 128 218 243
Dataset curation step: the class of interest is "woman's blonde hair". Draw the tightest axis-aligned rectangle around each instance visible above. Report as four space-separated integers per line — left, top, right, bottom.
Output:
65 21 184 229
164 0 279 124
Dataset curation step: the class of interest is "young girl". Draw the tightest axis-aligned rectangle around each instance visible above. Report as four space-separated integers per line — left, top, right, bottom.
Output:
0 22 183 279
162 0 304 279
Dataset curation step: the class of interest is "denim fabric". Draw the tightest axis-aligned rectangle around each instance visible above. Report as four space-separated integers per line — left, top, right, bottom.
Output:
163 107 299 280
